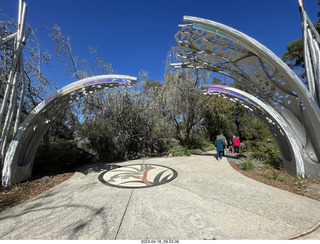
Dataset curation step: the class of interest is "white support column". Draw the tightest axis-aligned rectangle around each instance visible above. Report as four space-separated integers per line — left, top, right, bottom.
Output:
0 0 29 164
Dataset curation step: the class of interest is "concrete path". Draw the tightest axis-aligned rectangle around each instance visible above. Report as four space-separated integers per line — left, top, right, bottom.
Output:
1 152 320 240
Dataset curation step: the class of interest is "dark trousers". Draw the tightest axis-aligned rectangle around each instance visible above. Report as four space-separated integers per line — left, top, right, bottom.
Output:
234 146 239 153
217 150 223 159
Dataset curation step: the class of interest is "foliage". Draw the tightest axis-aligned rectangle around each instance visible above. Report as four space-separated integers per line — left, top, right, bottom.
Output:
78 86 171 161
245 139 283 169
161 65 211 146
169 142 191 156
12 183 28 191
263 170 282 181
186 124 211 149
264 147 283 169
199 141 216 151
282 39 304 72
50 25 115 80
34 138 92 175
238 158 255 171
203 96 236 141
238 156 266 171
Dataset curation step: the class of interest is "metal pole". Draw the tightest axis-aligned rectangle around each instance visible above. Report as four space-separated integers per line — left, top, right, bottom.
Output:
298 0 320 106
14 53 27 134
0 0 28 163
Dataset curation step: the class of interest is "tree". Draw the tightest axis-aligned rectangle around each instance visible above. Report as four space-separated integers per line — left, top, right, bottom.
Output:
281 39 305 79
78 82 169 161
203 96 235 141
160 67 211 146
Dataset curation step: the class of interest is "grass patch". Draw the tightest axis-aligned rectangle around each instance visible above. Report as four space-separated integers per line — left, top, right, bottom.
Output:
238 158 255 171
238 157 265 171
263 170 285 181
12 183 28 191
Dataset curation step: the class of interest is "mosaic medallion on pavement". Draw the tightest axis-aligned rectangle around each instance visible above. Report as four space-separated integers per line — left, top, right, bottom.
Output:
98 164 178 189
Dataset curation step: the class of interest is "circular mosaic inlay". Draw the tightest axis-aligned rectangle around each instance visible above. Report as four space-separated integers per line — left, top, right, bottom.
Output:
98 164 178 188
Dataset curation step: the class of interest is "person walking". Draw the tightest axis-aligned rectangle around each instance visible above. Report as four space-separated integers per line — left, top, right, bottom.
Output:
215 135 225 160
220 133 228 155
232 136 236 153
233 136 241 153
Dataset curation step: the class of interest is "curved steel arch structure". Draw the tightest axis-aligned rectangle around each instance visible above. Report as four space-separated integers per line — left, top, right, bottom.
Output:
172 16 320 179
2 75 137 187
202 84 304 177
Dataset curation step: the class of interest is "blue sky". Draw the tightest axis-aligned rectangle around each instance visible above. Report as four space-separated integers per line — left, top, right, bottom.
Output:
1 0 319 89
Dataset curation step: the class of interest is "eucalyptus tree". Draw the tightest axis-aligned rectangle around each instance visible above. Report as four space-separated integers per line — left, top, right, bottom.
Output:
50 25 115 80
78 79 168 161
44 25 116 141
44 26 169 162
160 67 211 146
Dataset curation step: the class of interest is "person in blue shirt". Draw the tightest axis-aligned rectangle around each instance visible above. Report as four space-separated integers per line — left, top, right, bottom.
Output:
215 135 225 160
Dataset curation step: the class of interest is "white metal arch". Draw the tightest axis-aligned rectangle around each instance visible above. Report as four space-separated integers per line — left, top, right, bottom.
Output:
202 84 305 177
2 75 137 186
172 16 320 179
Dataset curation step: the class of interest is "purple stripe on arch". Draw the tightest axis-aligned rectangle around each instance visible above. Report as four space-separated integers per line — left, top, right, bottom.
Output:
82 79 129 87
207 87 251 103
208 87 227 93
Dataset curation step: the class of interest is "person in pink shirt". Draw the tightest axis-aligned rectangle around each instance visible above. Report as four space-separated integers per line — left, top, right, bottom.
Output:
233 136 241 153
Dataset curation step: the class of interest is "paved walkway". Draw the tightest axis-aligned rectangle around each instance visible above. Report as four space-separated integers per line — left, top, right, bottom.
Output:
1 152 320 240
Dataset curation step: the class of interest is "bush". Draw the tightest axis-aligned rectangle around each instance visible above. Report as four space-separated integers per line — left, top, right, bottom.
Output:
169 142 191 156
200 141 216 151
244 139 283 170
252 151 266 161
264 147 283 169
34 139 92 176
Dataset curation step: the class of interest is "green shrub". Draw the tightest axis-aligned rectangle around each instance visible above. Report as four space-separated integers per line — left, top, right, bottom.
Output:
169 142 191 156
264 148 283 169
245 139 283 170
252 151 266 161
201 141 216 151
243 140 263 152
185 140 215 155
